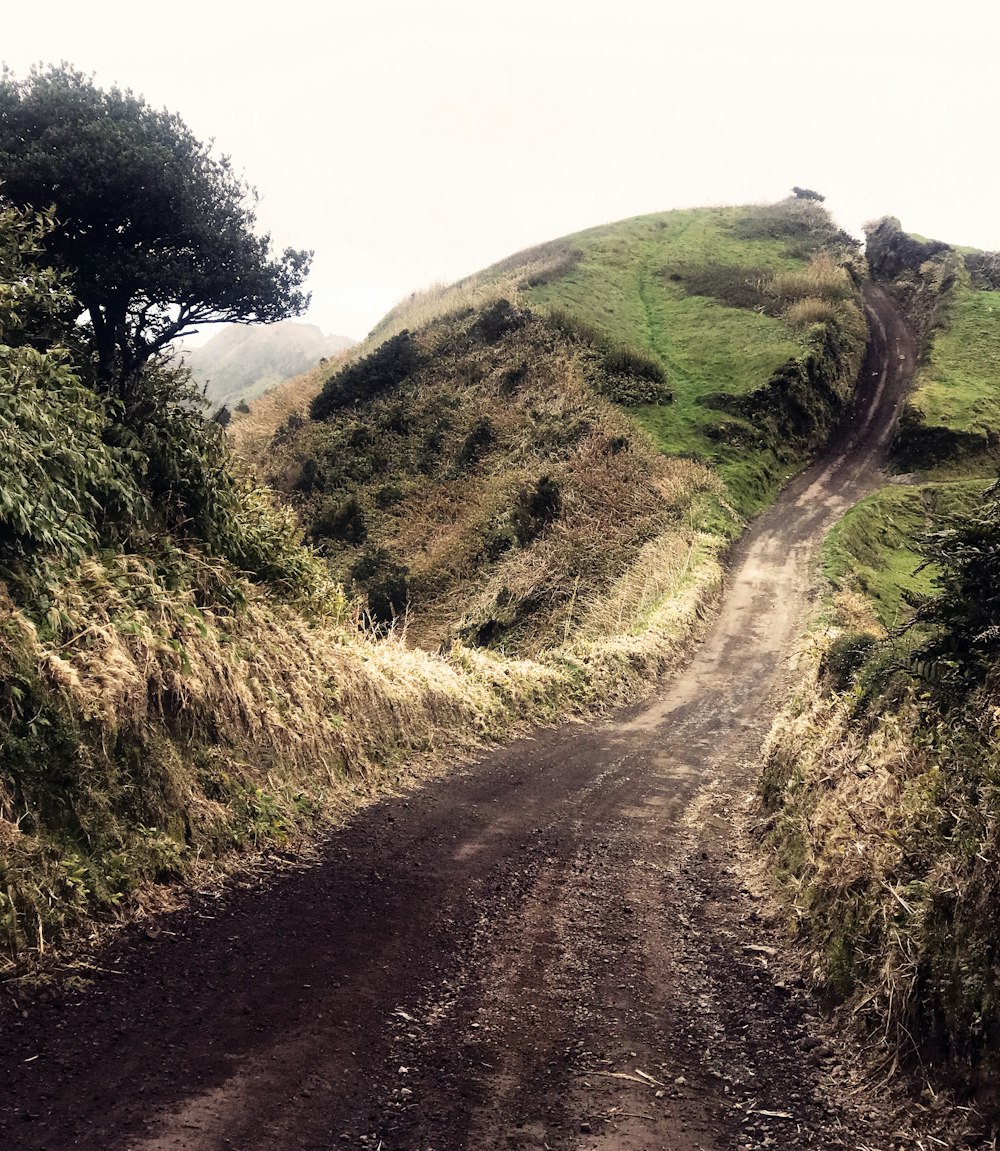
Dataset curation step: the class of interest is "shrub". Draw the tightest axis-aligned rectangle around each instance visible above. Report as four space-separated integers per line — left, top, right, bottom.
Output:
819 631 879 692
785 296 840 329
457 417 496 467
666 263 773 312
374 483 404 508
499 362 528 396
597 344 672 406
770 253 853 305
472 298 526 344
310 330 420 420
601 344 667 384
965 250 1000 291
313 496 367 545
349 546 409 623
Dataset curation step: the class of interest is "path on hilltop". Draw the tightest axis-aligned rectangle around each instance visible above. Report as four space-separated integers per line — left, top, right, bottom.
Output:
7 286 979 1150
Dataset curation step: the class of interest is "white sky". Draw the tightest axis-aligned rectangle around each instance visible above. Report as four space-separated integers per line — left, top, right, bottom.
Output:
3 1 999 340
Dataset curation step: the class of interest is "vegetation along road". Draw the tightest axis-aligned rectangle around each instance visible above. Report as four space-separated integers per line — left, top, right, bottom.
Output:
7 286 982 1149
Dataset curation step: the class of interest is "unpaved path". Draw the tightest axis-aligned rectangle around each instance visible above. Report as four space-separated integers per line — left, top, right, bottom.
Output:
3 287 985 1149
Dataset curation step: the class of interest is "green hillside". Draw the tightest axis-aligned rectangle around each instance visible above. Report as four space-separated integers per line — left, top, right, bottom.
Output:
249 198 866 656
494 200 866 512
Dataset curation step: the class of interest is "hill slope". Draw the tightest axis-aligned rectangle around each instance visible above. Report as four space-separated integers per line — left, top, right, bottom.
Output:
244 198 866 656
179 321 355 411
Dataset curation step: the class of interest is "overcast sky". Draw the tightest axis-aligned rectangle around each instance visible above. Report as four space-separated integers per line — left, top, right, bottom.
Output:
3 1 998 340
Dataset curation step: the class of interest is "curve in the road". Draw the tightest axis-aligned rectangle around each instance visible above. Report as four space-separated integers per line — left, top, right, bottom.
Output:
2 287 938 1151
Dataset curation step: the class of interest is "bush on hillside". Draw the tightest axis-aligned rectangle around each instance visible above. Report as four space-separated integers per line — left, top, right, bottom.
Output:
349 546 409 624
910 480 1000 695
313 495 368 545
311 330 421 421
819 630 879 692
472 298 526 344
864 217 950 281
597 343 672 406
457 416 497 467
513 474 563 545
965 250 1000 291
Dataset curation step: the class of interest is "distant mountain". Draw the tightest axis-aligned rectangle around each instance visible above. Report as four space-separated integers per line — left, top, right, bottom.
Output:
178 322 355 410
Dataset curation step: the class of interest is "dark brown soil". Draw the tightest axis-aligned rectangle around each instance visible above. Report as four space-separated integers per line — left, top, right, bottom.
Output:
2 287 991 1149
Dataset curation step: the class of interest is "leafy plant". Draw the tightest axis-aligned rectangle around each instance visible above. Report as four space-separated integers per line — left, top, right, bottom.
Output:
911 480 1000 694
349 546 409 623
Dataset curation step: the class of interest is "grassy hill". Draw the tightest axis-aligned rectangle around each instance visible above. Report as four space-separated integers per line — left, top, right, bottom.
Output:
759 218 1000 1095
241 198 865 656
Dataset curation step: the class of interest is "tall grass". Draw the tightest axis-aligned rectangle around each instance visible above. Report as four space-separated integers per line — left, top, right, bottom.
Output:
0 504 726 964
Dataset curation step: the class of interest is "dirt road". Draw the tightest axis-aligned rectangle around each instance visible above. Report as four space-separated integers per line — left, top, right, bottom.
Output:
5 287 981 1149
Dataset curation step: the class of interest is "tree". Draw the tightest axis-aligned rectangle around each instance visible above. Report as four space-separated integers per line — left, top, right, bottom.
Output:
0 65 312 397
792 186 825 202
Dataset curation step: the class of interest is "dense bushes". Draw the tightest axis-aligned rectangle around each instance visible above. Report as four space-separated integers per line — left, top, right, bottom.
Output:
349 546 410 623
310 330 421 420
596 344 672 406
865 216 950 281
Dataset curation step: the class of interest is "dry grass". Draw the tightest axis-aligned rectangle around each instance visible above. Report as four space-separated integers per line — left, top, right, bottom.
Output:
760 593 1000 1090
0 484 726 965
785 296 841 329
770 252 855 306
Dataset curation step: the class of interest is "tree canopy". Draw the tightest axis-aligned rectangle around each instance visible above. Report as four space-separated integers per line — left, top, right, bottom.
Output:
0 64 312 395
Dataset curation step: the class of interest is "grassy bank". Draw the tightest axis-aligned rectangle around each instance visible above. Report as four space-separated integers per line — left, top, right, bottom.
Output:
759 219 1000 1096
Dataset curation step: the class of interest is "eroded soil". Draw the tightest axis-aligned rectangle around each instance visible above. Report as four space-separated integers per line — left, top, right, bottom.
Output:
3 287 991 1149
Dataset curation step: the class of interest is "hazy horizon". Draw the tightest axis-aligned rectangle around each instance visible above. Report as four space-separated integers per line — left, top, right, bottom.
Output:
4 1 998 340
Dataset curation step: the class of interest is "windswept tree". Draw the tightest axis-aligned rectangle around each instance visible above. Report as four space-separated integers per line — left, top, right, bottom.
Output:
0 64 312 398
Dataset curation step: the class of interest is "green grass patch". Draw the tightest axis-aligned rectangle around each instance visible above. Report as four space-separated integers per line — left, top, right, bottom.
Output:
822 482 989 626
521 207 808 392
897 280 1000 476
511 203 860 515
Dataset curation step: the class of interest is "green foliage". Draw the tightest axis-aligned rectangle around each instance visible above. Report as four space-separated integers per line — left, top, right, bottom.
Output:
349 546 409 623
0 206 144 570
818 631 879 692
911 480 1000 694
310 330 420 420
792 186 825 202
0 64 311 395
597 343 672 406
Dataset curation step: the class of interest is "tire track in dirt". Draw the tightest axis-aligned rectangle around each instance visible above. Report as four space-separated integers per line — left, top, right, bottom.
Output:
6 286 986 1150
